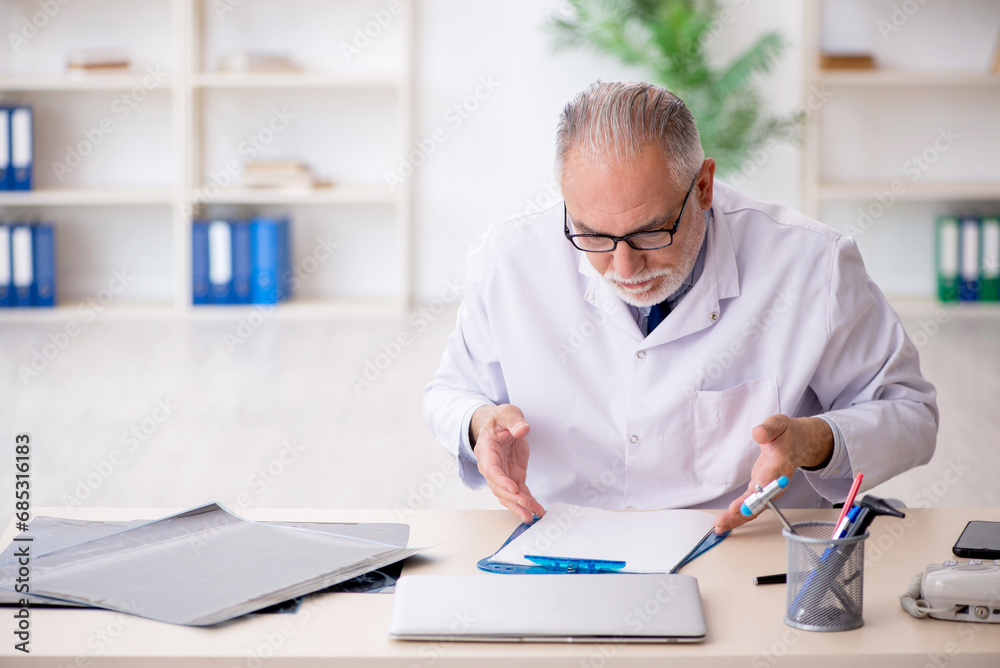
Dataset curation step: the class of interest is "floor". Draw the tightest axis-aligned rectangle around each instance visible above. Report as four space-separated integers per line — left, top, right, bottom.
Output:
1 302 998 527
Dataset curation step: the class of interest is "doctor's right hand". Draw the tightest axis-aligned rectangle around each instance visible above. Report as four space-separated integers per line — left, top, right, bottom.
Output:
470 404 546 524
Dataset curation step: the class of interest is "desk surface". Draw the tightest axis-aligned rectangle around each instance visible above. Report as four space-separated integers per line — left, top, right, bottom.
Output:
2 506 999 667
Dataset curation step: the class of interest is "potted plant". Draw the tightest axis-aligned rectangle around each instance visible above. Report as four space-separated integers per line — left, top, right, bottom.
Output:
549 0 802 176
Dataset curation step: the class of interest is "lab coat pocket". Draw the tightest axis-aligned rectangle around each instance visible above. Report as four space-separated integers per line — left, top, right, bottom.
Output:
693 377 780 486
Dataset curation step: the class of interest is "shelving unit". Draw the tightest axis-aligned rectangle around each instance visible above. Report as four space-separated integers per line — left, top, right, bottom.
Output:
0 73 176 91
0 0 414 319
0 188 176 206
801 1 1000 303
816 181 1000 203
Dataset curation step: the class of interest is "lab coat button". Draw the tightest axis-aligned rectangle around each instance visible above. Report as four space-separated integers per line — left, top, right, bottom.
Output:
710 311 719 321
585 292 595 301
629 435 639 444
636 350 646 359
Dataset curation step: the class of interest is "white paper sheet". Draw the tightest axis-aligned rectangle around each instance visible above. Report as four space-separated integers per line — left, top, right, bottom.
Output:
490 503 717 573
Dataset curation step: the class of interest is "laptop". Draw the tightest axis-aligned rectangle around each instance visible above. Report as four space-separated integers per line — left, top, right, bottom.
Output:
388 574 707 643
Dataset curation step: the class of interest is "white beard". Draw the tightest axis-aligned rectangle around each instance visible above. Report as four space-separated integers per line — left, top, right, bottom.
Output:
602 213 707 308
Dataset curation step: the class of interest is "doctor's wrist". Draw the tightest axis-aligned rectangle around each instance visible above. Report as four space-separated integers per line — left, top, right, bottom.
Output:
468 405 494 450
799 417 835 471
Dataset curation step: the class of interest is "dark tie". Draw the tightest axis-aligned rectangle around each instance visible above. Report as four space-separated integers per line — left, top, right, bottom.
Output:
647 300 670 334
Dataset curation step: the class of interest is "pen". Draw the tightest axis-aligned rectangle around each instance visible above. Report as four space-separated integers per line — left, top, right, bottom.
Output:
753 573 786 585
832 473 863 539
833 505 861 540
523 555 626 573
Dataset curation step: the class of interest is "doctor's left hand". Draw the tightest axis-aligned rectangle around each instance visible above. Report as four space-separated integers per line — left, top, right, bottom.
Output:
470 404 546 524
713 414 834 535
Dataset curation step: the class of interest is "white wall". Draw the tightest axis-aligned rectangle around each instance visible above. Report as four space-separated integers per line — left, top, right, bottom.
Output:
412 0 805 300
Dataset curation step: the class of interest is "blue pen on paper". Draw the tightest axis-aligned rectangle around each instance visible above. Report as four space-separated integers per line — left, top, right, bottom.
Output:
523 555 626 573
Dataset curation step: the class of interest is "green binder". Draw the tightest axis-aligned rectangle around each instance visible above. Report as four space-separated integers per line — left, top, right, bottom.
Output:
980 217 1000 302
935 216 960 302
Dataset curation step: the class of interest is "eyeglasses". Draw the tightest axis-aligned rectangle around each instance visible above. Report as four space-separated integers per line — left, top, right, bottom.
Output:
564 174 700 253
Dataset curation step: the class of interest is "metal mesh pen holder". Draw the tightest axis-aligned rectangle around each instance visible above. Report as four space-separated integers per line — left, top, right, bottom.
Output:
783 521 868 632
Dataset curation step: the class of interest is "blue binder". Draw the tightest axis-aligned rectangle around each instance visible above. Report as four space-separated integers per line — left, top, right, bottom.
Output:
207 220 233 304
0 224 11 306
191 222 210 305
0 108 11 190
276 217 291 302
10 106 32 191
10 224 32 306
959 217 980 301
31 223 55 307
250 216 290 305
231 221 252 304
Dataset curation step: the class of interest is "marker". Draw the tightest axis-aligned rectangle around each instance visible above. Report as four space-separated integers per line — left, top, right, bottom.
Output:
741 476 789 517
832 472 864 539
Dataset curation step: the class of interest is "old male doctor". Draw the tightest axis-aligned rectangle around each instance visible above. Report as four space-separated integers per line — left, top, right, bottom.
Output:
423 81 938 534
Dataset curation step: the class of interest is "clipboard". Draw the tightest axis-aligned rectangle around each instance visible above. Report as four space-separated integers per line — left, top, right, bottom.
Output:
477 514 728 574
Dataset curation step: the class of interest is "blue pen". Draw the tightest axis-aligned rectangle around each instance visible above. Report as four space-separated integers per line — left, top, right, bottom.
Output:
833 505 861 539
523 555 626 573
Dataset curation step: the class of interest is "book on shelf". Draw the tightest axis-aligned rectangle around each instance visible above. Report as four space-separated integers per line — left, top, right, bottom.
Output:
980 217 1000 301
66 48 131 72
819 52 876 71
192 216 291 306
0 106 33 191
959 217 980 301
215 51 303 73
250 216 292 304
936 215 999 303
0 222 55 308
242 160 330 190
0 108 8 190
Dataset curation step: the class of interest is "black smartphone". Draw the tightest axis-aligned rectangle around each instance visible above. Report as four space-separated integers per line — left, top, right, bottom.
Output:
953 520 1000 559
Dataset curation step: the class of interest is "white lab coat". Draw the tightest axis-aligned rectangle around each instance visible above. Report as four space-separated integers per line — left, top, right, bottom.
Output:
423 180 938 511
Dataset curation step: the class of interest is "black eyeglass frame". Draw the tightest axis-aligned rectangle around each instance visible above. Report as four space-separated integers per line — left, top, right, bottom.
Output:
563 173 700 253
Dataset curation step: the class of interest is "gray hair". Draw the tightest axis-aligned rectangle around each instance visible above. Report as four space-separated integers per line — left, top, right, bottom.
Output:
556 81 704 187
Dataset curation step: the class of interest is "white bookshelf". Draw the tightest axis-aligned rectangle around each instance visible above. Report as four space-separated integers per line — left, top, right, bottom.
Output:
801 0 1000 299
816 70 1000 87
816 181 1000 203
200 185 397 206
0 0 414 319
0 188 176 206
0 74 176 91
192 72 401 89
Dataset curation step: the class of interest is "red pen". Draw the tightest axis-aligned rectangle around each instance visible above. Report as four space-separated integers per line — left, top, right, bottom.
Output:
832 472 863 539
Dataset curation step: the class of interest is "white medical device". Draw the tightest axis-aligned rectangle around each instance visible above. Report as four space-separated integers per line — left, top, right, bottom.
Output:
900 560 1000 623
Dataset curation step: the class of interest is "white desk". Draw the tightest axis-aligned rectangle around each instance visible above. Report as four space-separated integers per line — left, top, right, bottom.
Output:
2 506 999 667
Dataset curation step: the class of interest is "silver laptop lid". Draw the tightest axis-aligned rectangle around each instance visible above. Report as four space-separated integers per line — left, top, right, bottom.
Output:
388 574 706 643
